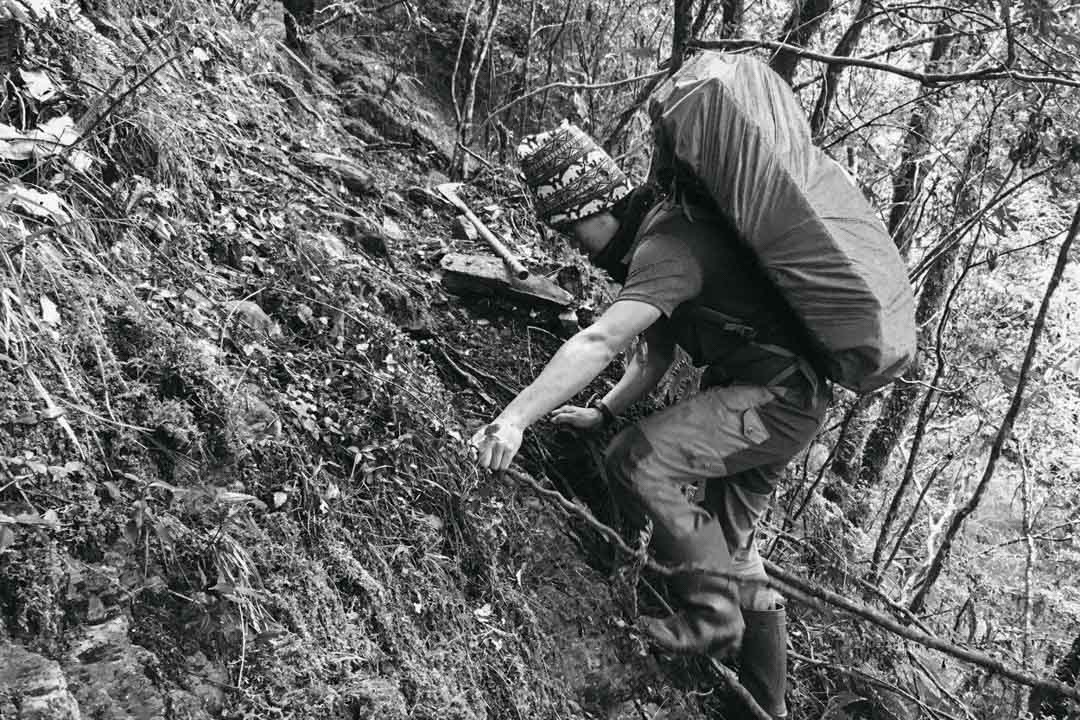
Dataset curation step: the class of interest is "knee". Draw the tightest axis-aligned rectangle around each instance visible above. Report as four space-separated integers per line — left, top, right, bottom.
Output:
604 425 652 490
732 547 781 610
741 583 783 611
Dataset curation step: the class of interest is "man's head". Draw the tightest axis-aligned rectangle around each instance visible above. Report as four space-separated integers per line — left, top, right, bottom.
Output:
517 121 631 257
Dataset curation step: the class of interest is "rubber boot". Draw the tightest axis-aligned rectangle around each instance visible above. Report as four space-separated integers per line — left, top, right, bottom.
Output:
641 570 744 656
738 605 788 719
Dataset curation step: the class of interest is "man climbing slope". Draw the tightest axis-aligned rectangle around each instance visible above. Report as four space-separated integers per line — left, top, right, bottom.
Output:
470 121 827 718
472 53 916 718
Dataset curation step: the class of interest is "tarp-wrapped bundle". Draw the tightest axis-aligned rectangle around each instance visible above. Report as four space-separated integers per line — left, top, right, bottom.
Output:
648 52 916 392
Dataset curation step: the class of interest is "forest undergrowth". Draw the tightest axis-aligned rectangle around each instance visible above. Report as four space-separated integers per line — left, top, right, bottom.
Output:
1 0 1078 719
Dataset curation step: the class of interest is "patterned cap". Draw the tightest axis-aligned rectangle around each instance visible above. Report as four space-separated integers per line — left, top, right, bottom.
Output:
517 121 632 229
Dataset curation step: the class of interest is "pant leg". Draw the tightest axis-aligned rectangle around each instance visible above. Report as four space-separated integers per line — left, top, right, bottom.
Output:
604 385 782 576
692 464 778 609
702 381 828 608
605 383 824 607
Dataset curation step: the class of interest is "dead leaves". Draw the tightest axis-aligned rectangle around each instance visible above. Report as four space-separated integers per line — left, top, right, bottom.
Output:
0 508 59 551
0 181 71 223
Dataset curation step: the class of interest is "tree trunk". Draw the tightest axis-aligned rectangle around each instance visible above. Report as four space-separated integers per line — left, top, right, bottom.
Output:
809 0 876 138
886 106 932 259
854 368 922 492
855 131 988 499
826 26 955 480
906 203 1080 614
282 0 316 51
885 25 955 259
671 0 695 74
770 0 834 84
869 231 976 579
715 0 743 37
690 0 717 39
452 0 502 179
607 0 726 152
830 393 875 479
1029 633 1080 719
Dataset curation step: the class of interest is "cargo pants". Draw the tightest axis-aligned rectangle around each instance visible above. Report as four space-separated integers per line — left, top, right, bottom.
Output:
603 372 828 614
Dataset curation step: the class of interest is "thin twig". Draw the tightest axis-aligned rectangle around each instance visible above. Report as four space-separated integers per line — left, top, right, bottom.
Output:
907 648 980 720
1019 441 1035 682
65 52 186 157
973 518 1080 557
769 530 936 636
792 650 962 720
909 165 1058 282
480 70 667 128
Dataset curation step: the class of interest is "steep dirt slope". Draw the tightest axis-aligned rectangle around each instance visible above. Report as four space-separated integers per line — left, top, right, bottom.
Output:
0 3 727 719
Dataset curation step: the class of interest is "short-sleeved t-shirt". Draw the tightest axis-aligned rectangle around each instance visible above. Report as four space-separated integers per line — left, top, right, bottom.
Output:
615 204 815 385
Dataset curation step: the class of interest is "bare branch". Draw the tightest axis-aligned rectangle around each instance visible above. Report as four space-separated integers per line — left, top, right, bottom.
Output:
809 0 876 137
865 27 996 61
1000 0 1017 67
1020 443 1035 682
502 466 1080 704
879 456 952 580
906 203 1080 612
691 0 717 38
909 164 1057 283
869 155 989 577
690 38 1080 88
480 70 666 128
449 0 477 127
793 650 966 719
766 558 1080 702
974 518 1080 556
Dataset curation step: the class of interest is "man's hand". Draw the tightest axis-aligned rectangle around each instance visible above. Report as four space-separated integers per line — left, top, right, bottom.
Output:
470 421 524 471
550 405 604 431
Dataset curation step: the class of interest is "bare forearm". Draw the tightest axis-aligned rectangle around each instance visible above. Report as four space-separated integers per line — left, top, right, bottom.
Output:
497 332 616 428
471 300 663 472
602 351 670 416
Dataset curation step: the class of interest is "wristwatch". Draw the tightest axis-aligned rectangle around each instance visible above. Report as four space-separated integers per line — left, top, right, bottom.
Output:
588 397 617 428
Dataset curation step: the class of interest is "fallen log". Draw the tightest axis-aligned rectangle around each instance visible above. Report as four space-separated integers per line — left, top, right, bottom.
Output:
293 151 376 196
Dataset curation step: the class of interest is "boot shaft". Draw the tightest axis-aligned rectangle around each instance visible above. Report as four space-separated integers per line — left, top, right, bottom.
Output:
738 606 788 719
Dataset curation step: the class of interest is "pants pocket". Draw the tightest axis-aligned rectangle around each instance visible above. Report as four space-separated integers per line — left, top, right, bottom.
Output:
740 405 770 446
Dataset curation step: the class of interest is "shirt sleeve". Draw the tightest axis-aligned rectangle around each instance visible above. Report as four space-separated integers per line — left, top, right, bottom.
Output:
614 233 704 317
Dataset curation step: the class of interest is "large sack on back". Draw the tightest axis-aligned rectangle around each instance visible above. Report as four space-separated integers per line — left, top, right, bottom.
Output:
648 52 916 392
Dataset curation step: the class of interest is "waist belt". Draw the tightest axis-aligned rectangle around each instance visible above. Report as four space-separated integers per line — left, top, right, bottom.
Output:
702 343 823 409
755 344 822 403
